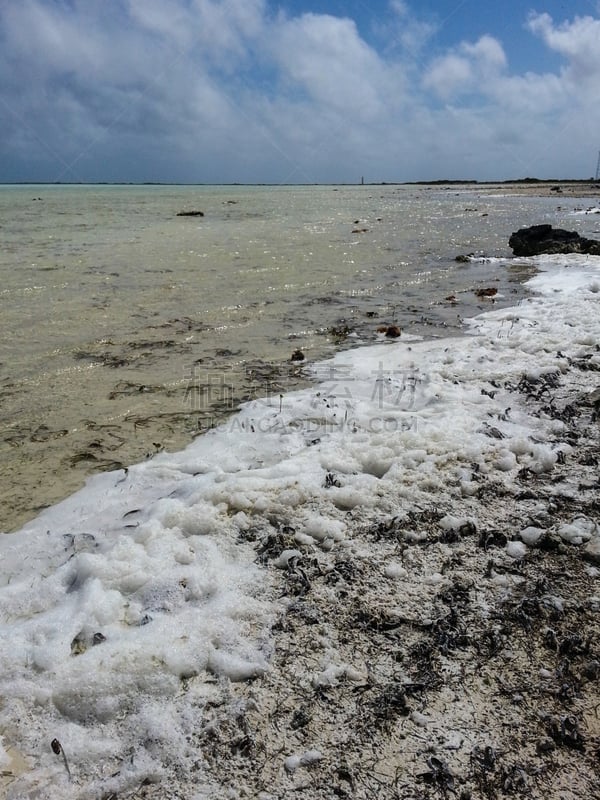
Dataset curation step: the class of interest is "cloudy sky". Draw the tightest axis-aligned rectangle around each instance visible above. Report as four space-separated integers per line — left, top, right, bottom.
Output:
1 0 599 184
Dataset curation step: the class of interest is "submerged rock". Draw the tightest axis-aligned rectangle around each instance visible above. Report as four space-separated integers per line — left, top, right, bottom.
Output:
475 287 498 298
377 325 401 338
509 224 600 257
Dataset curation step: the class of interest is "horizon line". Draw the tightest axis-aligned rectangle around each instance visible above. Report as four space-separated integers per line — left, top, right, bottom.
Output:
1 177 599 187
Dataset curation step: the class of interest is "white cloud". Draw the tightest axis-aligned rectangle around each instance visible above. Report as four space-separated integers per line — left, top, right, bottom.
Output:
387 0 438 55
126 0 197 50
188 0 265 61
423 35 506 99
486 65 573 118
462 35 507 71
527 12 600 84
3 1 114 77
127 0 267 58
269 13 393 118
422 54 472 99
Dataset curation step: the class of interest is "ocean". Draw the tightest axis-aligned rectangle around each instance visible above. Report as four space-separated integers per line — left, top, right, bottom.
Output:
2 184 600 799
1 183 591 533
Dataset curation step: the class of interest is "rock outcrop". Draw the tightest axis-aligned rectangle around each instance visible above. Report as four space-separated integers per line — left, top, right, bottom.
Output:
509 224 600 257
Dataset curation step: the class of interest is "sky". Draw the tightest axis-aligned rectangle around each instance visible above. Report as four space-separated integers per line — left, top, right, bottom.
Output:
1 0 599 184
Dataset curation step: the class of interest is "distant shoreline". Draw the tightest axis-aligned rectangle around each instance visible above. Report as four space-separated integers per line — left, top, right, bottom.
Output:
1 179 599 188
3 179 599 201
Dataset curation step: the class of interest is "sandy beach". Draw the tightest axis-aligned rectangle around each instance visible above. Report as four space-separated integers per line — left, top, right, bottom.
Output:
413 180 600 199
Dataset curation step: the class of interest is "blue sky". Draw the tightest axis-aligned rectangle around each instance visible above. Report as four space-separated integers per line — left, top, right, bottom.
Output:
1 0 599 183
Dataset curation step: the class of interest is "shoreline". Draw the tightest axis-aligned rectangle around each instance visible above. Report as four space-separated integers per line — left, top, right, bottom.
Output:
2 254 600 797
1 183 541 536
192 259 600 799
414 181 600 200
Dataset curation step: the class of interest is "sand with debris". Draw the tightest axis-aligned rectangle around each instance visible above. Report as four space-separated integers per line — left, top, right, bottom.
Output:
193 379 600 799
416 181 600 200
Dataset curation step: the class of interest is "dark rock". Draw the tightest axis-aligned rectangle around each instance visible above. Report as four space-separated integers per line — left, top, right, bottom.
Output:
177 210 204 217
509 224 600 257
377 325 401 338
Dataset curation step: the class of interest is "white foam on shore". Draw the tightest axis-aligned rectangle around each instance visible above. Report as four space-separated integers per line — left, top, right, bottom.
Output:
571 207 600 215
1 253 600 798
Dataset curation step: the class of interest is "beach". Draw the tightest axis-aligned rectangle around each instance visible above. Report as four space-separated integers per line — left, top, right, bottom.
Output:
1 185 600 798
413 181 600 198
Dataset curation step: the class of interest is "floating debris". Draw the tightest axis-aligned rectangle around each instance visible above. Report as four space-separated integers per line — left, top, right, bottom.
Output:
51 738 72 781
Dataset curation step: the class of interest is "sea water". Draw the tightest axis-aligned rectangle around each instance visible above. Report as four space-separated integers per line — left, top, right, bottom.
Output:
2 183 594 532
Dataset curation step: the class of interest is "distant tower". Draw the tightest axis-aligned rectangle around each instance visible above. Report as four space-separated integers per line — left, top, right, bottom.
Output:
596 150 600 181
